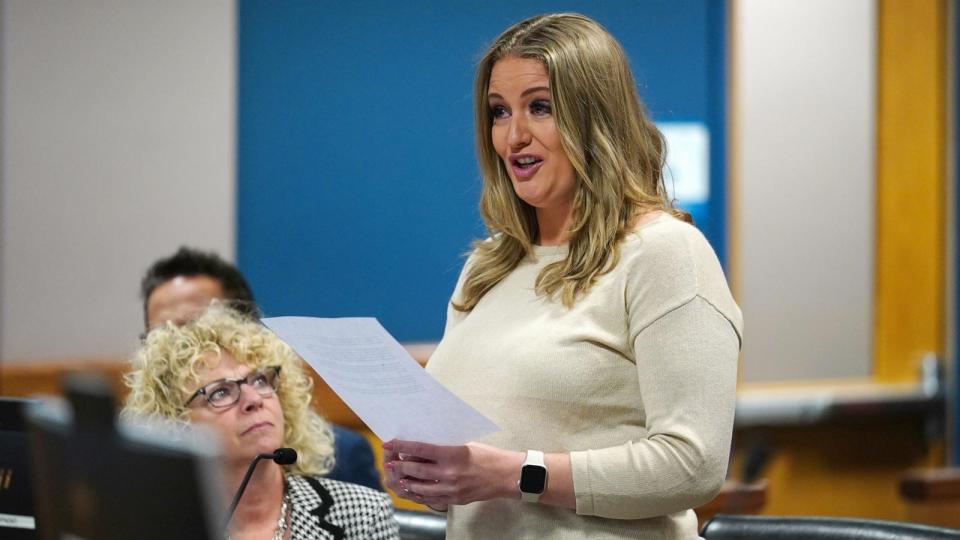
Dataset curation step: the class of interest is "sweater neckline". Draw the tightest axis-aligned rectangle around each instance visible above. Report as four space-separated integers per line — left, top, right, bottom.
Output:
531 243 568 258
530 212 671 258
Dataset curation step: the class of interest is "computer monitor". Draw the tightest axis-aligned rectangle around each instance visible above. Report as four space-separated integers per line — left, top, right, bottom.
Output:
26 373 226 540
0 397 39 540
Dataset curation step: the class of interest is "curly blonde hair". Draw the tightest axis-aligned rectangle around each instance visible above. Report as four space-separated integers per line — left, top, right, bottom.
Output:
455 13 689 311
123 304 335 476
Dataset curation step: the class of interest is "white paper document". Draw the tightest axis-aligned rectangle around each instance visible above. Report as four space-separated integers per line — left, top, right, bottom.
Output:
261 317 499 445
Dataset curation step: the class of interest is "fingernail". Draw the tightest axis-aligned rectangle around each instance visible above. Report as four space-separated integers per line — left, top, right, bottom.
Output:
384 461 394 470
382 441 394 450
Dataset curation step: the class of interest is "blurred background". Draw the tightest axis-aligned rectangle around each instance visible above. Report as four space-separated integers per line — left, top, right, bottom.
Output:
1 0 957 526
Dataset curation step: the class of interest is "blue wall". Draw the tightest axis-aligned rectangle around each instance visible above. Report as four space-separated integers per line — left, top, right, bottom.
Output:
238 0 727 341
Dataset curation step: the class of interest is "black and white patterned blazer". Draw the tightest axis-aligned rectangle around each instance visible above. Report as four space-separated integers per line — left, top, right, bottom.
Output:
286 474 399 539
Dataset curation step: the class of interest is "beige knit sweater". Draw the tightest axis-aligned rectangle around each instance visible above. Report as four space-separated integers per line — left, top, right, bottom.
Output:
426 214 743 539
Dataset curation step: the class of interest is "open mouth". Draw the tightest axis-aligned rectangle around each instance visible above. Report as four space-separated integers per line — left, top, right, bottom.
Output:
512 156 543 170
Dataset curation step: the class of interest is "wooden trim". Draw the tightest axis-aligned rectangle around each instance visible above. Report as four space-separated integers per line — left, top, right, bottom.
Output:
695 480 767 529
901 468 960 501
875 0 948 382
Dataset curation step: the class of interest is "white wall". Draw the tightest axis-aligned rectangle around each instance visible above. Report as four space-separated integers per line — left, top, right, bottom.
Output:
733 0 876 381
0 0 235 361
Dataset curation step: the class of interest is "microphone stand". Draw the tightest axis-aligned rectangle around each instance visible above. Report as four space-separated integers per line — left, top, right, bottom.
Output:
223 448 297 533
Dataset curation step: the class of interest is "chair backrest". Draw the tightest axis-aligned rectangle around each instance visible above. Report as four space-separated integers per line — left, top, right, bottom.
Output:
394 509 446 540
701 515 960 540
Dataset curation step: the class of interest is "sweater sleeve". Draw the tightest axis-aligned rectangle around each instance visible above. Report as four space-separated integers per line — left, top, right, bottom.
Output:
570 295 739 518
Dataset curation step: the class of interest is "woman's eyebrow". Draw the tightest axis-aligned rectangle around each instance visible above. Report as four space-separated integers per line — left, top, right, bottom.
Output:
197 376 225 387
200 371 249 385
521 86 550 97
487 86 551 101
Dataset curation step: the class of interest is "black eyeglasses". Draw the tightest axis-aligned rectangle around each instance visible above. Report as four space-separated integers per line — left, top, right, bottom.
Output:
185 366 281 408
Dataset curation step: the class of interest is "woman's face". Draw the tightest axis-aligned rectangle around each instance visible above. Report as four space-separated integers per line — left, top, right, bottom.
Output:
186 350 285 465
488 56 576 213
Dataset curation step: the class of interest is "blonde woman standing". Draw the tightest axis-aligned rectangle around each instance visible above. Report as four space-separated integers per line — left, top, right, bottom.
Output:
384 13 742 539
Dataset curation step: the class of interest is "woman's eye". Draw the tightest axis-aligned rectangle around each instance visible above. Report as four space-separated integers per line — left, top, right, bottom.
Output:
250 373 269 387
530 99 552 116
209 385 231 401
490 104 509 120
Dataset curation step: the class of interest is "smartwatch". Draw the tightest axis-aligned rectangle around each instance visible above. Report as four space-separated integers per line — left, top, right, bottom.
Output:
518 450 547 503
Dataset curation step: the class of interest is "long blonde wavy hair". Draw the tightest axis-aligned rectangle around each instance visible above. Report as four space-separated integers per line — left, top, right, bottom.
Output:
123 304 335 476
454 12 688 311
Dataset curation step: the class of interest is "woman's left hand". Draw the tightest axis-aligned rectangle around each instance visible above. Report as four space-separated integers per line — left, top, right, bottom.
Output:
382 439 524 508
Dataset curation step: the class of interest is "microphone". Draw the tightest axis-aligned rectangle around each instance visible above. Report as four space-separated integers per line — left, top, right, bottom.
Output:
271 447 297 465
223 448 298 531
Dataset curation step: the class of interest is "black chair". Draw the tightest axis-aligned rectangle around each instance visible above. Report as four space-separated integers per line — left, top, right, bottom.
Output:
394 509 446 540
701 515 960 539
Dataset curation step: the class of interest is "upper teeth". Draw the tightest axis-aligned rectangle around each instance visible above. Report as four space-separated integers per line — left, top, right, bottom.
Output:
517 157 538 165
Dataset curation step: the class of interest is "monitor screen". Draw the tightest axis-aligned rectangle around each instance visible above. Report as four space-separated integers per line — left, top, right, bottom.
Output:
26 375 226 540
0 397 39 540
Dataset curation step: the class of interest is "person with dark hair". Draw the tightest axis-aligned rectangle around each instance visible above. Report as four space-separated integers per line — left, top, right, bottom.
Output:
140 246 385 492
141 246 259 330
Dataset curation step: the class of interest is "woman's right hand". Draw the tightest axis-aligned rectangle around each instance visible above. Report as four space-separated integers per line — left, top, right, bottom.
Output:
382 439 525 510
382 441 447 511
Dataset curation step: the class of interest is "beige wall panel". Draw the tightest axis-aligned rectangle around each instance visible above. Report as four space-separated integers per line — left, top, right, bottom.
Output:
734 0 876 381
0 0 236 360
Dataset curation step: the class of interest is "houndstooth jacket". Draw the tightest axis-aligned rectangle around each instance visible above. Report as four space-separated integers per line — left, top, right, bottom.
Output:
286 474 399 539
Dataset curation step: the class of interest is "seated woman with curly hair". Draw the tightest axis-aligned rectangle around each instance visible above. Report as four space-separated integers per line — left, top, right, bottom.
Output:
123 304 399 540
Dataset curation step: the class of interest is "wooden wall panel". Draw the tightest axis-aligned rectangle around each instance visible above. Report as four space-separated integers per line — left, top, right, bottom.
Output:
875 0 948 382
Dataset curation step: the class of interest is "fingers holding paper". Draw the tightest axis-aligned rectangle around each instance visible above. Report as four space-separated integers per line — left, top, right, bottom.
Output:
382 439 524 508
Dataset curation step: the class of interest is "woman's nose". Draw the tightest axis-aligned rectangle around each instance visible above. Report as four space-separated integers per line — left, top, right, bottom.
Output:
239 384 264 412
507 115 531 150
